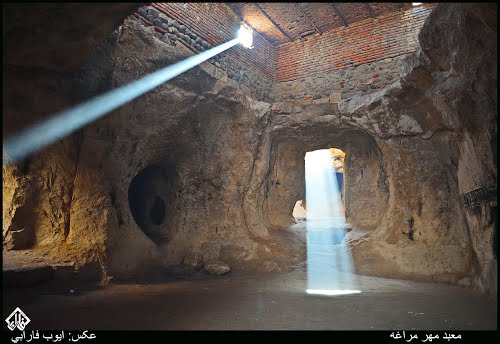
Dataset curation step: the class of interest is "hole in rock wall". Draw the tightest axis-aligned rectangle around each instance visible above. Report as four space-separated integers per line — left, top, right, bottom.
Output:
128 164 176 245
150 196 166 225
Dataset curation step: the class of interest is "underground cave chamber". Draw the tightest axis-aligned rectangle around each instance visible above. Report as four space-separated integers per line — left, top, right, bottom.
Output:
1 2 497 331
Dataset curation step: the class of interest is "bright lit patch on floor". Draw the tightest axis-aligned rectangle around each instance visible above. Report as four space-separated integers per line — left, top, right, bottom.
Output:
305 148 359 295
306 289 362 296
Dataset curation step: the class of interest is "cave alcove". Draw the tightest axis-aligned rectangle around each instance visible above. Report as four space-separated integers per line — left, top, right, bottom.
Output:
265 127 388 231
128 164 176 245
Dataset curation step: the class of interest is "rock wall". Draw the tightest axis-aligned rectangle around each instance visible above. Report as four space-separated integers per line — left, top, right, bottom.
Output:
133 3 275 102
259 77 476 289
2 3 496 294
2 4 143 269
344 134 388 229
247 3 496 293
265 141 306 228
418 3 497 294
262 128 387 231
273 55 406 102
345 3 497 294
2 62 99 265
2 10 298 278
71 18 288 277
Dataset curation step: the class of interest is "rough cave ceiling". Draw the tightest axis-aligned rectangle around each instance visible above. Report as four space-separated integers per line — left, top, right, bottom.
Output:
2 3 144 71
225 2 415 45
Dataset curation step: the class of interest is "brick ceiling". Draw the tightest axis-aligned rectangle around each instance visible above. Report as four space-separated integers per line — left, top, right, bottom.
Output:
226 3 415 45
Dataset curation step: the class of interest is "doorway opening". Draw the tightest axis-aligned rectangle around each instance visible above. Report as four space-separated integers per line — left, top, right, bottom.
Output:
293 148 346 222
303 147 359 296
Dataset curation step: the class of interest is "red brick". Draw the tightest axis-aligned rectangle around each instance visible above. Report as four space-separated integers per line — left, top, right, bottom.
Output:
275 4 435 82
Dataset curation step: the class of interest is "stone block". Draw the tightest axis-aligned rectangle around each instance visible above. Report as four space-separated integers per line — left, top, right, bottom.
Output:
457 277 472 287
137 8 147 18
183 253 204 270
329 92 342 103
204 260 231 275
147 8 159 18
313 97 329 104
153 18 162 27
271 101 294 113
214 67 228 83
262 260 281 272
240 84 251 95
228 78 239 88
198 61 214 76
302 96 313 104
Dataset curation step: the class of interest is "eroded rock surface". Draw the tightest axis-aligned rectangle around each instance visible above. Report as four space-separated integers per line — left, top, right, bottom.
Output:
183 253 204 270
204 260 231 275
2 4 496 295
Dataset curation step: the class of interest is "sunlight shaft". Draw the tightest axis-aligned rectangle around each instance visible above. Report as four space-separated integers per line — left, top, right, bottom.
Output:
305 149 358 295
3 37 242 165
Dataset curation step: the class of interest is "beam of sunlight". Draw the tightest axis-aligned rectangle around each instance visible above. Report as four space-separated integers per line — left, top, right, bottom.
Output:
3 24 254 165
305 149 359 296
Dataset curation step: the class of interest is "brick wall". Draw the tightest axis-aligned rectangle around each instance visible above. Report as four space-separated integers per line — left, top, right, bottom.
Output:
273 55 407 102
134 3 276 101
132 3 435 102
275 4 436 83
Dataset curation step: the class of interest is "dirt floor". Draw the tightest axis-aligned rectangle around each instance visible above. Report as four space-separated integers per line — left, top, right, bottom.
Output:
3 263 497 330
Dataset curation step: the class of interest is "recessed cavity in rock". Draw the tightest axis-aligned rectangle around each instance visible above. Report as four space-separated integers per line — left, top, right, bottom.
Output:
128 165 173 244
